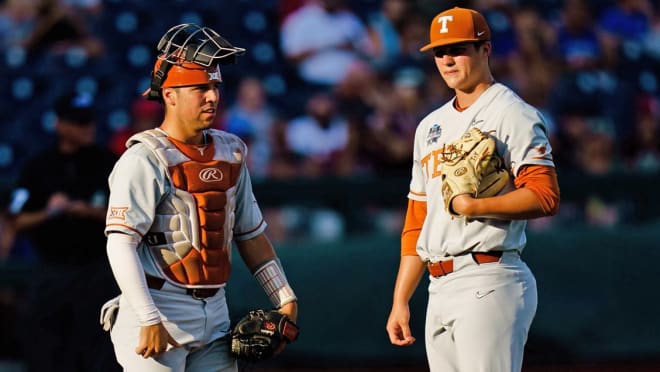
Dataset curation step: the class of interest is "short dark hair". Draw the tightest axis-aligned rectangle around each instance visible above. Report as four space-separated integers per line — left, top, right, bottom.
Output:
473 41 487 49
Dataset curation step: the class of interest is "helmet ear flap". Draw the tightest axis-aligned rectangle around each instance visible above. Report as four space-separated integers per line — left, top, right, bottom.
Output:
145 60 172 101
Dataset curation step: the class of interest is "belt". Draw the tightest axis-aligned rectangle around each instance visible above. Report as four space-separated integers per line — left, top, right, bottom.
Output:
428 251 503 278
145 275 219 299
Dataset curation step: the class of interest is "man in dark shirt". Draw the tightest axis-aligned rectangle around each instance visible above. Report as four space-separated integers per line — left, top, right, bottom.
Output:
7 91 120 372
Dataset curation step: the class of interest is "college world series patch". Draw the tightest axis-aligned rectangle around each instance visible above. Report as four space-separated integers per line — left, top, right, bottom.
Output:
427 124 442 145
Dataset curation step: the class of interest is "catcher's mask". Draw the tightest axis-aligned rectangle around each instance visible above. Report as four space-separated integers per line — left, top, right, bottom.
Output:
145 23 245 100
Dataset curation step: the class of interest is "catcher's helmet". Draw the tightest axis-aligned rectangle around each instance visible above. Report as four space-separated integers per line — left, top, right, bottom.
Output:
145 23 245 100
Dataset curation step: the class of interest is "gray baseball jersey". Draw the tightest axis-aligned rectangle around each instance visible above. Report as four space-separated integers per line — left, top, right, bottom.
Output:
409 83 554 261
411 83 552 371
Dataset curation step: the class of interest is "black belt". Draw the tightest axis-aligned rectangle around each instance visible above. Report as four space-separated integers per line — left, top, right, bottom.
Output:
145 275 219 299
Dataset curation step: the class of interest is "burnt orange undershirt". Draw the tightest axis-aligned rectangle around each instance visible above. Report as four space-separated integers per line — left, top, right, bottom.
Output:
514 165 560 215
400 165 560 256
453 99 467 112
167 135 215 162
401 198 426 256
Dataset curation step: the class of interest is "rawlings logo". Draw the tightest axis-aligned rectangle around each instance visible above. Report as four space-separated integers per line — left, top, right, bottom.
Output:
264 321 276 331
199 167 223 182
454 167 468 176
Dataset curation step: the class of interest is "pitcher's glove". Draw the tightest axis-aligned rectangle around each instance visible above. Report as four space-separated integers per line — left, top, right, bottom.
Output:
230 309 299 362
440 128 509 216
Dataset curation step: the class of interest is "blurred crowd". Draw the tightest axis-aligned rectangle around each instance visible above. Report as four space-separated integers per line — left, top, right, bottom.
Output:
1 0 660 246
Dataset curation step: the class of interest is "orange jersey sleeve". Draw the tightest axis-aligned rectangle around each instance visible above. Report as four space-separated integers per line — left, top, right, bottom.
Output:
514 165 560 216
401 199 427 256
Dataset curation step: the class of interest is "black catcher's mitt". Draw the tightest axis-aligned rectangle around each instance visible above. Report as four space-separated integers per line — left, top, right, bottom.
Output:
230 309 299 362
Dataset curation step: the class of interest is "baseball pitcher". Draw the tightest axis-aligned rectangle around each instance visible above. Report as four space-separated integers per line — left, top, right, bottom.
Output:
386 7 560 372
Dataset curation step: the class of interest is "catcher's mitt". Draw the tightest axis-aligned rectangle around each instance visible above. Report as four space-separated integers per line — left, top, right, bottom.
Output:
440 127 509 216
230 309 299 362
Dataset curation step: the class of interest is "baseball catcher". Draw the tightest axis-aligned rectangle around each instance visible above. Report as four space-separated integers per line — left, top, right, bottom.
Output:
230 309 299 362
439 127 509 215
99 21 299 371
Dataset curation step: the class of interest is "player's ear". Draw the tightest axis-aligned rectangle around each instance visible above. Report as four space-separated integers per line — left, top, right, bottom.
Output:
162 87 176 106
481 41 492 58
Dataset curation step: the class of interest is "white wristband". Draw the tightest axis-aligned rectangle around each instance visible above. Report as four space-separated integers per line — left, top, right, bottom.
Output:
253 259 297 308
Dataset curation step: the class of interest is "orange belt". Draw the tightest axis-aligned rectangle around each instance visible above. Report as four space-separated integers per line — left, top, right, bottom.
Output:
428 251 503 278
145 275 219 299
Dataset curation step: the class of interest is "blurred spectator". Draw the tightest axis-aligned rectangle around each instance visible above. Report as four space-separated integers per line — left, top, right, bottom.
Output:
268 118 302 179
547 0 638 141
366 0 410 72
224 76 281 179
107 97 162 156
575 129 619 175
63 0 103 14
393 10 429 70
62 0 105 40
6 91 119 372
276 0 306 25
621 94 660 172
510 5 560 108
18 0 105 58
643 3 660 59
597 0 653 69
556 0 603 72
475 0 521 86
279 0 375 88
0 209 15 261
363 67 426 175
0 0 39 49
414 0 467 19
550 107 598 172
284 91 354 177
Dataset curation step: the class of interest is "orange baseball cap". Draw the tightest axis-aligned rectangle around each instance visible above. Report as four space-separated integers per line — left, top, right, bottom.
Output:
419 7 491 52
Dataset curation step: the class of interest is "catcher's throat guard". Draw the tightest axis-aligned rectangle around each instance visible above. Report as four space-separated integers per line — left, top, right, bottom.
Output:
146 23 246 100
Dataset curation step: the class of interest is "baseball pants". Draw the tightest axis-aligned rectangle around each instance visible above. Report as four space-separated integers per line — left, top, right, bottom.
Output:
110 284 236 372
425 251 537 372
